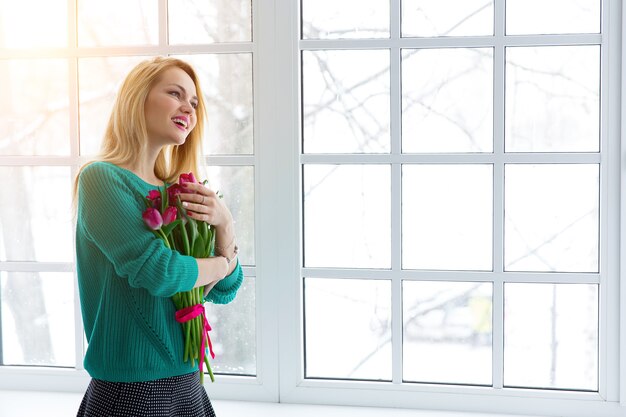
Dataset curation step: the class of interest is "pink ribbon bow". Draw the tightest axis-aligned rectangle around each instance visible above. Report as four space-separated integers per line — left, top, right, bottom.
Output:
175 304 215 374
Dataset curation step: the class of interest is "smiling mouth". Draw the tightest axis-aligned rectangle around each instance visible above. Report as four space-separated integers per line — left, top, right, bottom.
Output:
172 117 188 130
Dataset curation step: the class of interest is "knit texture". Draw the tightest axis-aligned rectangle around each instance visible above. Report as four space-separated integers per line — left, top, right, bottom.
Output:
76 161 244 382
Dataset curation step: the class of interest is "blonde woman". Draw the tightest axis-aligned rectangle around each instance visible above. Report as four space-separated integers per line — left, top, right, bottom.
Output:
75 57 243 416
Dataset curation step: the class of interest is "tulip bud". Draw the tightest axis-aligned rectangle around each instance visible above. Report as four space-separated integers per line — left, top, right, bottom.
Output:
147 189 162 209
163 206 178 225
179 172 198 185
142 207 163 230
167 184 184 205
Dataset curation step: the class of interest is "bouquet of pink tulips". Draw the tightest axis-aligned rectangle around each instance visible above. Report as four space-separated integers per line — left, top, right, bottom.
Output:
141 172 215 383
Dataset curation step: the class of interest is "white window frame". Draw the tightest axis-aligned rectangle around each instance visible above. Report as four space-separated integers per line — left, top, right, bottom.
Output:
0 1 625 416
0 0 277 402
273 1 624 416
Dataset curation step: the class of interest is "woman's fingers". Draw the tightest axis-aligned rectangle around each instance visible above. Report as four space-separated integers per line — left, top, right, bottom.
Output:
179 184 230 225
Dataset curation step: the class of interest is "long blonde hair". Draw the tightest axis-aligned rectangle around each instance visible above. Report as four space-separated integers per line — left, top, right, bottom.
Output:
73 56 207 203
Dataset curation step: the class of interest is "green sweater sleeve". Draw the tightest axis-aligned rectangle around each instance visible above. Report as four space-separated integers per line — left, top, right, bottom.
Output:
205 260 244 304
77 163 198 297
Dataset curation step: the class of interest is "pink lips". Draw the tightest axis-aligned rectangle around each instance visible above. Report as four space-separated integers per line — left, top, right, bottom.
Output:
172 115 189 131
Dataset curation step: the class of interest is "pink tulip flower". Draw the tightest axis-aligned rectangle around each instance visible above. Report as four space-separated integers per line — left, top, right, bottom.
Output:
167 183 184 204
163 206 178 225
179 172 198 185
142 207 163 230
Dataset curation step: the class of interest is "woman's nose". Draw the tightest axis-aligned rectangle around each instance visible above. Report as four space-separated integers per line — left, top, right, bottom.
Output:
181 102 193 114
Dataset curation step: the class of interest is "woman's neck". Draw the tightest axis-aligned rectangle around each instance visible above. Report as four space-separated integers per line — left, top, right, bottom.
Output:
119 152 164 186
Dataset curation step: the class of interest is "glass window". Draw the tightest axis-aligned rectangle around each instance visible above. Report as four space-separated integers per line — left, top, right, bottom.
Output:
302 0 389 39
0 0 67 48
505 46 600 153
78 0 158 46
402 48 493 153
506 0 600 35
402 0 494 37
1 0 257 381
303 50 391 154
303 165 391 269
504 283 598 391
176 54 254 155
504 164 599 273
304 278 392 380
168 0 252 44
403 281 492 385
402 165 493 271
0 59 70 156
0 167 73 263
300 0 606 403
1 272 75 367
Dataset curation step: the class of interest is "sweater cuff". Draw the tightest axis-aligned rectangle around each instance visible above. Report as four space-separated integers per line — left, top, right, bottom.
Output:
205 260 244 305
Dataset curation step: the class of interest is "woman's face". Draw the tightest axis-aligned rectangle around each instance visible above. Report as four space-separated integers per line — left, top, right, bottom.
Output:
144 67 199 148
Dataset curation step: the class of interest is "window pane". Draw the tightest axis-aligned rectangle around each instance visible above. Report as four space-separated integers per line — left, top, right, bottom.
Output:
0 167 73 262
403 281 492 385
505 46 600 152
504 283 598 391
302 0 389 39
0 59 69 156
402 48 493 153
1 272 75 367
177 54 253 155
506 0 600 35
205 276 255 375
504 164 599 272
402 0 494 37
303 50 390 154
79 56 149 156
403 165 493 270
304 278 391 380
78 0 158 46
0 0 67 48
303 165 391 268
168 0 252 44
204 166 255 266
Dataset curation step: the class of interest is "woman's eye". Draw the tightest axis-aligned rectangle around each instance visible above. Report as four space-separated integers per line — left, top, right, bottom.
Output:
191 102 198 109
169 91 181 98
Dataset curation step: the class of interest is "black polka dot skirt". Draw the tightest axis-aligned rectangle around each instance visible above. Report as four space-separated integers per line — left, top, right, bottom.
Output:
76 371 216 417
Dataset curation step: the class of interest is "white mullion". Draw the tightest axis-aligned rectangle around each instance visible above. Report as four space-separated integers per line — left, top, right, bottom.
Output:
619 0 626 403
391 158 402 385
298 34 602 52
492 0 506 391
68 58 80 160
0 156 96 166
158 0 168 47
390 0 402 386
0 262 74 273
67 0 77 48
603 0 620 402
250 0 281 399
203 155 256 166
68 0 83 363
278 0 305 403
0 44 255 60
300 153 601 165
302 268 600 284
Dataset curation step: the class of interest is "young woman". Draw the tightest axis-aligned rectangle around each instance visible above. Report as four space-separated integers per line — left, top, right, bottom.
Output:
74 57 243 416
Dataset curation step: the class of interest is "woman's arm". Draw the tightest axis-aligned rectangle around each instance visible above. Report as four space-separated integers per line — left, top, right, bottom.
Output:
194 256 229 288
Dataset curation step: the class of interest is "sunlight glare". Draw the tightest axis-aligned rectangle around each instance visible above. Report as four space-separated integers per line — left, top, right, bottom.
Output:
0 0 67 48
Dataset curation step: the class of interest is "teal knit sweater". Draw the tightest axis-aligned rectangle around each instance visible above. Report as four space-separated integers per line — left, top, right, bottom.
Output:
76 161 244 382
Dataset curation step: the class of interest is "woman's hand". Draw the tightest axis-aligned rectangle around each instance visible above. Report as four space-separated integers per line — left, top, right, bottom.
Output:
194 256 229 289
179 182 233 228
181 182 238 275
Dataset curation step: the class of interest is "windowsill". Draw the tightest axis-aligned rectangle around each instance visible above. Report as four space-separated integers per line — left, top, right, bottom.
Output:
0 389 547 417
